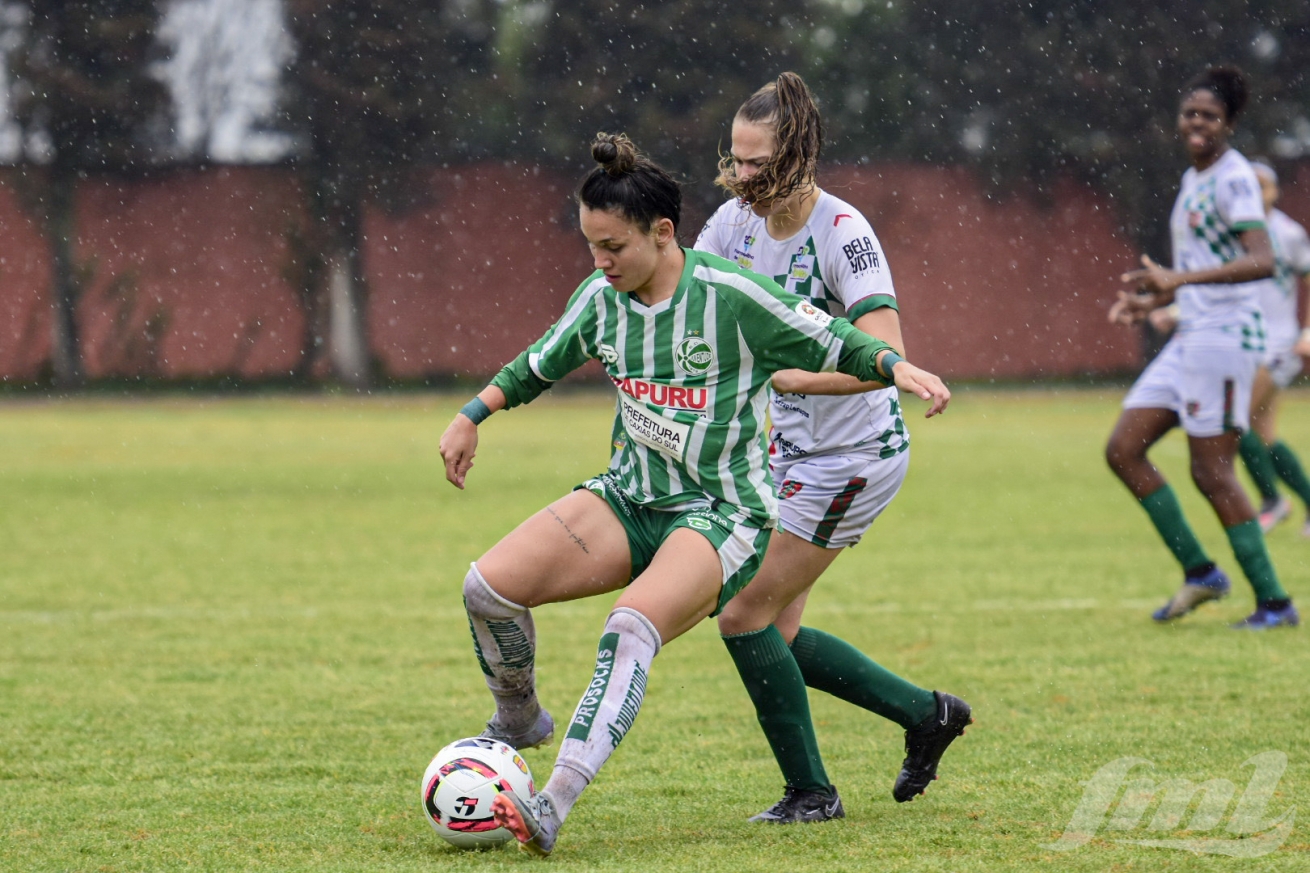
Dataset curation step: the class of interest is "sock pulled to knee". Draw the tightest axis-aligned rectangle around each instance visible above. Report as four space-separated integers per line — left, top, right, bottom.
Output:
1238 430 1281 502
1225 520 1289 603
1139 484 1211 573
463 563 539 732
722 625 829 793
549 607 661 823
791 626 935 729
1270 440 1310 506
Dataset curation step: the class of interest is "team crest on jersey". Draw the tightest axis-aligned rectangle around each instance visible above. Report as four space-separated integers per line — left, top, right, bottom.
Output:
794 301 833 328
674 336 715 375
597 343 620 365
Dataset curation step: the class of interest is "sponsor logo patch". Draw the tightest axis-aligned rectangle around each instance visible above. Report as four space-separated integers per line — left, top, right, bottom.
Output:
842 235 880 273
614 376 709 412
686 516 713 531
779 480 804 499
795 301 833 328
618 391 692 459
597 343 620 365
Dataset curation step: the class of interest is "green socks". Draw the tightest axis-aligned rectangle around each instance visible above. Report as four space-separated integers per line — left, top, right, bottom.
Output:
1139 484 1211 572
1270 441 1310 507
790 626 935 729
722 626 829 793
1238 431 1280 502
1225 519 1289 602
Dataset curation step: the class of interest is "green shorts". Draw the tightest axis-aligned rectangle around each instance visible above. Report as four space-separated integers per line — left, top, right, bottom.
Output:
577 473 772 615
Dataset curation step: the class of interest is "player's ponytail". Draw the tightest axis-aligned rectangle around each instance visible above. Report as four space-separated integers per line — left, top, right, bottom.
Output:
1184 65 1248 123
577 133 682 232
716 72 824 206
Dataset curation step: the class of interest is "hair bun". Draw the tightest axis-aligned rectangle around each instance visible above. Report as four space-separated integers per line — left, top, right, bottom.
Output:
592 133 638 176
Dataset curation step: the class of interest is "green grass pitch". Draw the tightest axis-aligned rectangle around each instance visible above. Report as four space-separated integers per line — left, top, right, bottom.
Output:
2 389 1307 871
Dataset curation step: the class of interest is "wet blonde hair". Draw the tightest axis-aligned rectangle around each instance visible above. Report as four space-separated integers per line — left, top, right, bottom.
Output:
715 72 823 205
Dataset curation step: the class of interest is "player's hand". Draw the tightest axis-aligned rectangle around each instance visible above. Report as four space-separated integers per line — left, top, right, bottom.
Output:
771 368 806 394
1148 306 1178 334
1121 254 1179 297
890 361 950 418
1108 290 1153 325
439 414 479 489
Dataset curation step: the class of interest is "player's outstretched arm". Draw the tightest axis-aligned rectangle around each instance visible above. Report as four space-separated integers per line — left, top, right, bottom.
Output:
440 386 507 489
880 352 950 418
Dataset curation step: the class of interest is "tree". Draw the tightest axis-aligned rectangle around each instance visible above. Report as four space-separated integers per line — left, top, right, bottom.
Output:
504 0 832 213
814 1 1310 252
281 0 500 387
8 0 168 387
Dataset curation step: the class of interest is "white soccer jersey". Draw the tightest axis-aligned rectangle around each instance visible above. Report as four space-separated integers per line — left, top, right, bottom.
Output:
1170 149 1267 341
1255 208 1310 352
695 192 907 462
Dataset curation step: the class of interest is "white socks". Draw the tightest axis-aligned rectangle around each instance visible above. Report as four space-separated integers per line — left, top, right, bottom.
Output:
462 563 540 734
546 607 662 822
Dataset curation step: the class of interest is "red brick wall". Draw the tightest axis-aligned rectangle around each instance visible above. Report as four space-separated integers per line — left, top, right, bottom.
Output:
8 160 1289 384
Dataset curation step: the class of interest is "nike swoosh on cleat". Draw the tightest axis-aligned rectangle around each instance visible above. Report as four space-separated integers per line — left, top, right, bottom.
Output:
825 799 840 816
940 701 949 726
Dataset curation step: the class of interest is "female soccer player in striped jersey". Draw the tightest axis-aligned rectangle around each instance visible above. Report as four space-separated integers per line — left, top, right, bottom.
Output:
695 73 971 823
1234 162 1310 534
439 133 950 856
1106 66 1298 629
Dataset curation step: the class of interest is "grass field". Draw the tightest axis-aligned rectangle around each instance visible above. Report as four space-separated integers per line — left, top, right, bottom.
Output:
2 388 1308 871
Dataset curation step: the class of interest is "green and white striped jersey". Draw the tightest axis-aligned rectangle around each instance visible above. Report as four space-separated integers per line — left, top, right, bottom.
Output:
490 248 893 528
1171 148 1267 339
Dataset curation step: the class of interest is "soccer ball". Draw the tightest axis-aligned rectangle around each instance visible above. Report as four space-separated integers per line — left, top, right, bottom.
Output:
420 737 535 849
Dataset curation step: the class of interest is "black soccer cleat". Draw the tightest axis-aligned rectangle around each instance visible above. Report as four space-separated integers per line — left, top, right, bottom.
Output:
748 785 845 824
893 691 972 803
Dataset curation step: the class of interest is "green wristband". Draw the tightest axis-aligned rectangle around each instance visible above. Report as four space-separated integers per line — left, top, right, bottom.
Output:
459 397 491 425
878 352 905 381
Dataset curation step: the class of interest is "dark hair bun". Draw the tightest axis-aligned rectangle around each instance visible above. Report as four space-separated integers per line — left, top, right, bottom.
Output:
592 133 638 176
1185 65 1249 121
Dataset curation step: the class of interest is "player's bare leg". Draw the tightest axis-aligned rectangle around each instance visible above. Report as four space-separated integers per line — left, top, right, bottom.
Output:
497 530 723 854
465 490 631 749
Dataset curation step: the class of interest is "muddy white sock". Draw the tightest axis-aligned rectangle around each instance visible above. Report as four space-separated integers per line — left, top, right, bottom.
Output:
546 607 661 821
462 562 540 733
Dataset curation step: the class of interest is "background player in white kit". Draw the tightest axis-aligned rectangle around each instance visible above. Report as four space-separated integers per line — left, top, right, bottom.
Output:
1232 162 1310 533
696 73 971 824
1106 66 1297 629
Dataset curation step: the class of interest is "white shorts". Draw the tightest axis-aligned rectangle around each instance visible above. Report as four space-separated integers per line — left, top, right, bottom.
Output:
1262 344 1303 389
770 449 909 549
1123 333 1258 437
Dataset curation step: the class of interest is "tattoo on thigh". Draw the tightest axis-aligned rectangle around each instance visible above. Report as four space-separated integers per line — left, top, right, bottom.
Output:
546 507 590 554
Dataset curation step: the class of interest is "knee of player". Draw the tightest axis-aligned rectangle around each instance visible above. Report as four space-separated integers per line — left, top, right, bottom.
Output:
1104 436 1136 473
1188 456 1231 496
717 600 771 637
463 562 524 617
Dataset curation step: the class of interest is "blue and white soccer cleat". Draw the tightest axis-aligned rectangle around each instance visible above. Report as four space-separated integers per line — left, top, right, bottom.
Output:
1230 602 1300 630
1151 567 1231 622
